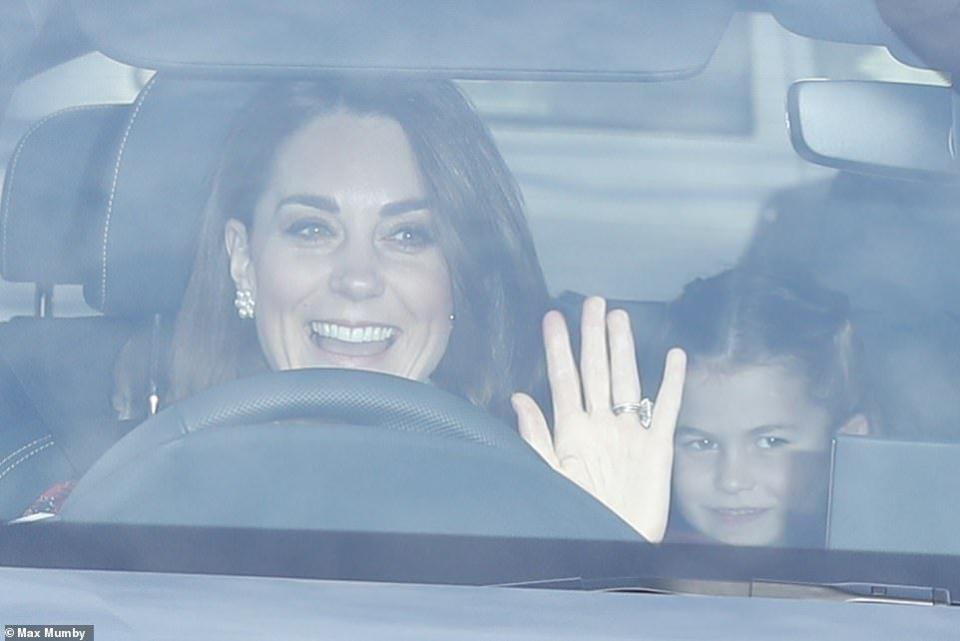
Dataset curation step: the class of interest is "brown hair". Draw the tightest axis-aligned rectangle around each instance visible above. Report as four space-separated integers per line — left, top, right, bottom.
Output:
663 268 871 547
662 268 867 425
166 78 550 422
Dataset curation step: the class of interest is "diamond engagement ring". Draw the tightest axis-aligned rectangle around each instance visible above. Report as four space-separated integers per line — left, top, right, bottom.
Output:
612 398 654 428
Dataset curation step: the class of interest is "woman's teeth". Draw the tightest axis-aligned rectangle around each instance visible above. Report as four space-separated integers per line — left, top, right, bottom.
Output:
310 321 396 343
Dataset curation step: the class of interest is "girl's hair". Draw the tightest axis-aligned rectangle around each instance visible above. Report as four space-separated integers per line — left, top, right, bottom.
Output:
662 268 865 424
166 78 550 422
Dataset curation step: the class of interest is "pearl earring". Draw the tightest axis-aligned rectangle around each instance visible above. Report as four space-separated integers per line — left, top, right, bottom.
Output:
449 313 456 322
234 289 255 319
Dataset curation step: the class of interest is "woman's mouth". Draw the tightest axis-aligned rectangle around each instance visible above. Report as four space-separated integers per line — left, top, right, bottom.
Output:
308 321 399 358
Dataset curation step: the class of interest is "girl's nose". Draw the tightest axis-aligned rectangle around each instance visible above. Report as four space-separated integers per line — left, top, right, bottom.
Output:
715 448 756 494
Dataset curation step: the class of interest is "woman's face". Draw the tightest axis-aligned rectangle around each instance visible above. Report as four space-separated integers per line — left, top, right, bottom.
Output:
225 111 454 380
673 360 833 547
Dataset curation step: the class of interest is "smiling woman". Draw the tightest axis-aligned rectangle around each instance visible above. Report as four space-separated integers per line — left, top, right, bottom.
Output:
170 79 548 420
223 112 455 382
127 77 689 541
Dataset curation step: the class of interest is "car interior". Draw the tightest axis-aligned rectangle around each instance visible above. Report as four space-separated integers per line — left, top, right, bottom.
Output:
0 0 959 557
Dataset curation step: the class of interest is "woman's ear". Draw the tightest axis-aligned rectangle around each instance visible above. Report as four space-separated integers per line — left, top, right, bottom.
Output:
838 413 870 437
224 218 256 294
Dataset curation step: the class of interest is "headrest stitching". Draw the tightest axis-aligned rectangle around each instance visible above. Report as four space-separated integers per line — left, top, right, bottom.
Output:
1 105 111 280
0 434 52 470
100 77 158 310
0 440 56 482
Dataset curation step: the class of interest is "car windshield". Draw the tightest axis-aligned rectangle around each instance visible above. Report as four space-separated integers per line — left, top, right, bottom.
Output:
1 1 959 596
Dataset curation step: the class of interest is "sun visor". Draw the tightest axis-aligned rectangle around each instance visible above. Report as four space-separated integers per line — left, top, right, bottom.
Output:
70 0 735 80
769 0 928 69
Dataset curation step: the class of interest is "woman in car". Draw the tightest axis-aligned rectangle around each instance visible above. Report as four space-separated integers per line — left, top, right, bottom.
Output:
158 78 685 542
662 269 870 547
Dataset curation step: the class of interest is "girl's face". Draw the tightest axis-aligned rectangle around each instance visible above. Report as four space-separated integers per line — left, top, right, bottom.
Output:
225 111 454 380
673 360 833 547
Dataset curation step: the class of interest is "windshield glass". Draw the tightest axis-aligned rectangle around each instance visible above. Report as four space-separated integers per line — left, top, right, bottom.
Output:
1 5 958 591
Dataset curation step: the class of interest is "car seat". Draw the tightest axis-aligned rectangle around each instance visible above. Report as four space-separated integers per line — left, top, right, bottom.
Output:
0 104 139 518
1 73 285 518
742 173 960 441
0 73 267 517
552 291 670 391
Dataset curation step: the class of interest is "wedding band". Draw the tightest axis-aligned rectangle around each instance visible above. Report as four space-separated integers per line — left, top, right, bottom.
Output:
612 398 654 429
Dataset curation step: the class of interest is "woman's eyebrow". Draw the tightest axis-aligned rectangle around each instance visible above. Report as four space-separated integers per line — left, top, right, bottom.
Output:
380 198 431 217
275 194 339 213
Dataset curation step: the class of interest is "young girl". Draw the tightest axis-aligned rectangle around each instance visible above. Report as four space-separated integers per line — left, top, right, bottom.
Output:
662 269 870 547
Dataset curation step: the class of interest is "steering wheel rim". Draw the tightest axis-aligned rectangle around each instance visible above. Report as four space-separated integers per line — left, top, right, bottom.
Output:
175 368 527 449
60 368 537 510
57 368 640 540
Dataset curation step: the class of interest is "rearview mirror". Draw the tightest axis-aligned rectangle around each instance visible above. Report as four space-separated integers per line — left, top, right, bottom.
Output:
787 80 959 180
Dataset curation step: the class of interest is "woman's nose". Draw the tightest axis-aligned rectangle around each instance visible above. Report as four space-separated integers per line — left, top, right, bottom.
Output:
329 243 386 301
715 449 755 494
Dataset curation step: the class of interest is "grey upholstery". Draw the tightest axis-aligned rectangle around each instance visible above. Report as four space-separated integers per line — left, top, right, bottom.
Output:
553 290 670 389
0 104 128 284
0 317 138 519
0 104 139 517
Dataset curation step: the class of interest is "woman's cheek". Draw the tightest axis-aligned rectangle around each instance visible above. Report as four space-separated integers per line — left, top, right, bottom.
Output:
258 245 332 304
390 253 453 318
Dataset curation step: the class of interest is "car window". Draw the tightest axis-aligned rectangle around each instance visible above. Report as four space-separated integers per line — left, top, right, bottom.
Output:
1 4 958 596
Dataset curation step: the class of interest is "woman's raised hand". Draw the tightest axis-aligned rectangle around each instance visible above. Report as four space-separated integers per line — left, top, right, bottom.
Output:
511 296 686 542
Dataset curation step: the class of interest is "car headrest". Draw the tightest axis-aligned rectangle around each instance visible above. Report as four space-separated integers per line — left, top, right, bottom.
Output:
553 291 670 388
0 104 129 285
82 75 262 316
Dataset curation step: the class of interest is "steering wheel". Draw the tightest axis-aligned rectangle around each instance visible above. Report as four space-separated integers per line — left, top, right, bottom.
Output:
58 369 640 540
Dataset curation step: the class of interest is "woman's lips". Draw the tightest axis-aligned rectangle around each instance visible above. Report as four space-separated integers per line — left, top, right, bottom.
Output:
311 335 393 357
307 321 400 358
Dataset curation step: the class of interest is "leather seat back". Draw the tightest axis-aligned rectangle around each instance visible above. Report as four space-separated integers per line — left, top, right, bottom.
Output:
0 103 138 517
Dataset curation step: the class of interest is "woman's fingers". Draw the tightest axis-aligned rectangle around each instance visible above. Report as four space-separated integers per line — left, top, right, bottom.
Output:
512 393 560 468
607 309 642 409
580 297 611 413
543 310 583 419
652 347 687 442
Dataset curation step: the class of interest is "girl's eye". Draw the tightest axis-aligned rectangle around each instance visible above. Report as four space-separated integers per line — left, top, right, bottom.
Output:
756 436 790 450
384 224 434 251
285 219 336 243
683 438 719 452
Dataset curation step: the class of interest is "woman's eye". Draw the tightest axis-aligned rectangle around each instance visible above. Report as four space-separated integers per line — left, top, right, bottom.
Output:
285 220 336 243
384 225 434 251
682 438 718 452
756 436 790 449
